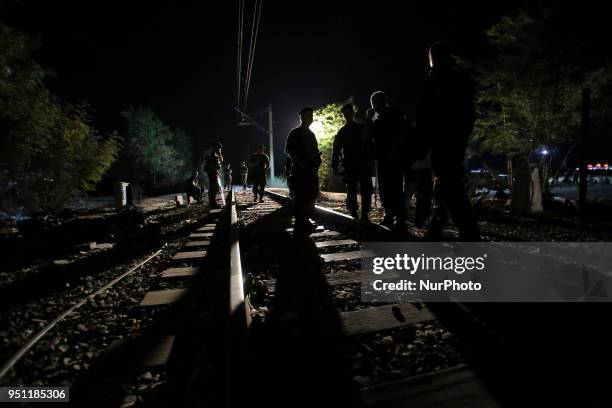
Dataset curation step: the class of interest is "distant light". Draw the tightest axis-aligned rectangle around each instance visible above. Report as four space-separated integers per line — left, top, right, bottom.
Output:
586 163 611 171
541 149 549 155
310 120 325 138
469 168 488 174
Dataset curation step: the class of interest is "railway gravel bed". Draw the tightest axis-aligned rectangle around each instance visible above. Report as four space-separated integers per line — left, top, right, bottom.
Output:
0 204 209 389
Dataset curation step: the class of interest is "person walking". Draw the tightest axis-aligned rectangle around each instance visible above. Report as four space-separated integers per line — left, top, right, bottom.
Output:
418 41 480 241
366 91 408 230
249 144 270 202
204 142 224 208
224 163 233 191
331 103 373 221
285 107 321 234
240 161 249 191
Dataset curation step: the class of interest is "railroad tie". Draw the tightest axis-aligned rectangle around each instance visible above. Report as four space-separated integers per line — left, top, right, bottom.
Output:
265 270 364 292
172 250 206 262
264 269 401 291
139 288 188 306
196 225 217 232
142 335 175 367
244 204 280 209
242 207 279 213
360 365 501 407
341 304 435 336
315 239 359 249
183 240 210 248
310 230 341 238
321 250 375 263
285 225 325 233
161 266 201 279
189 232 213 239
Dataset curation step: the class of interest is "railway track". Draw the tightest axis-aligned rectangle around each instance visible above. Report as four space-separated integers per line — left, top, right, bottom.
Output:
239 189 612 407
232 189 497 408
4 188 612 407
0 198 237 406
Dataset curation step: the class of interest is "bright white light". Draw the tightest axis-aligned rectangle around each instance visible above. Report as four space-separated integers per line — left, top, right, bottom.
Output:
541 149 549 155
310 120 325 138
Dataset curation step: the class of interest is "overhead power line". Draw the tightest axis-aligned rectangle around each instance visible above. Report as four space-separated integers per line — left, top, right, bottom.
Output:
243 0 263 111
236 0 263 113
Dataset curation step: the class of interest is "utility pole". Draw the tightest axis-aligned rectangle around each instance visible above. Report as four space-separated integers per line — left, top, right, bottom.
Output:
267 104 275 178
234 105 275 179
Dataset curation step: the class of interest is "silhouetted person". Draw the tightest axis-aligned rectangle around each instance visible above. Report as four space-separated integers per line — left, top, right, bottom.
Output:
224 163 233 191
332 103 373 221
240 161 249 191
186 169 203 203
204 142 223 208
285 107 321 234
418 41 480 240
366 91 407 230
249 144 270 202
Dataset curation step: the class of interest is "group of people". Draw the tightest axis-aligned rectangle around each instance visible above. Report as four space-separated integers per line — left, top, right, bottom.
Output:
185 142 271 207
186 41 480 240
284 41 480 240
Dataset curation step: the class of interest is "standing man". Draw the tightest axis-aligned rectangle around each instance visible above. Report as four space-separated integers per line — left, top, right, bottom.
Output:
240 161 249 191
204 141 224 208
285 107 321 234
331 103 373 221
418 41 480 241
224 163 233 191
249 144 270 202
367 91 407 230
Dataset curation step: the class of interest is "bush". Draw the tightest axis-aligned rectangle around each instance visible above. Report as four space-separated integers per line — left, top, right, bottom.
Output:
0 22 120 212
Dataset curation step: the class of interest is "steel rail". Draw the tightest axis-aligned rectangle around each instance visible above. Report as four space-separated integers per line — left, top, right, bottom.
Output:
0 249 163 380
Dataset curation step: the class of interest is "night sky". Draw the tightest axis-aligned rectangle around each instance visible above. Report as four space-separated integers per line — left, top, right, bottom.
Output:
2 1 609 174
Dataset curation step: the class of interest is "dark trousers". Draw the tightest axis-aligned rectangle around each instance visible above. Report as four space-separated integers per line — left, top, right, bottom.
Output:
253 176 266 200
377 161 405 219
344 168 372 216
429 150 480 241
207 172 221 205
405 168 433 227
292 171 319 227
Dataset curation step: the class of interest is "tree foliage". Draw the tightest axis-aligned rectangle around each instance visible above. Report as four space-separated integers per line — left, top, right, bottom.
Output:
121 107 192 188
0 21 120 212
473 9 612 160
312 101 346 190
